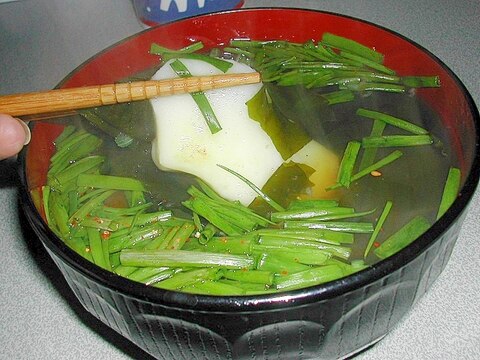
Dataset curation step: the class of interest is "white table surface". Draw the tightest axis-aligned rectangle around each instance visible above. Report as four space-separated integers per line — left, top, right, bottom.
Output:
0 1 479 359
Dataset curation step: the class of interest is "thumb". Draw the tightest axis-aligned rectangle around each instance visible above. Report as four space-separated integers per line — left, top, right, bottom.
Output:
0 114 31 160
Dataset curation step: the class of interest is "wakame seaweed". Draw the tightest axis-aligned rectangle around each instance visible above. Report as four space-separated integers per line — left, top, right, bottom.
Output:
79 66 160 146
247 86 311 160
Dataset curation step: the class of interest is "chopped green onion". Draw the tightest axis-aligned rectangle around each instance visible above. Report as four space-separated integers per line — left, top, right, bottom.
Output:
254 247 331 266
49 191 70 237
364 201 393 258
50 131 89 163
51 155 104 188
183 279 247 295
225 37 438 100
126 266 170 283
339 51 394 75
199 223 217 244
224 269 275 285
182 235 254 255
53 125 76 147
309 208 376 222
79 216 116 231
257 253 311 274
362 135 433 148
108 223 163 253
164 53 233 73
287 199 339 211
69 190 115 225
76 174 146 192
321 33 384 64
436 167 461 220
144 226 178 251
120 249 256 269
356 108 429 135
336 141 362 188
320 89 355 105
342 82 406 93
143 269 178 286
150 41 204 56
359 119 387 170
252 228 353 245
256 237 350 260
217 164 286 212
284 220 374 233
271 207 354 222
42 186 52 227
183 198 244 236
328 150 404 190
114 264 141 277
87 227 110 270
165 222 195 250
352 150 403 181
374 216 431 259
275 265 345 291
170 59 222 134
49 134 102 175
401 76 440 88
153 268 219 290
184 187 272 235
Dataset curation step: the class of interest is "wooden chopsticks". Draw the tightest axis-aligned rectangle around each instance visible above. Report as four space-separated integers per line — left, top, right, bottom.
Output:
0 72 261 118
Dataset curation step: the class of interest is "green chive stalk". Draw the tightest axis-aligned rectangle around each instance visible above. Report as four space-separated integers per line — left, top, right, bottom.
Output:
374 216 431 259
356 108 429 135
362 135 433 148
336 141 362 188
275 265 345 291
170 59 222 134
364 201 393 258
436 167 461 220
120 249 256 269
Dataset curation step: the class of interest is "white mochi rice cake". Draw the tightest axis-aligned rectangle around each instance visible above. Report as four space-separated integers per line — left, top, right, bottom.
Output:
150 58 338 205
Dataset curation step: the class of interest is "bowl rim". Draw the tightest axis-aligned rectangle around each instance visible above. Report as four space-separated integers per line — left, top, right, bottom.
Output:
18 7 480 313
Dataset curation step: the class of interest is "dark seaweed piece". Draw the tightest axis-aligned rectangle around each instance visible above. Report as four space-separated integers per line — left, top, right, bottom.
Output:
247 86 310 160
79 100 155 144
266 83 339 143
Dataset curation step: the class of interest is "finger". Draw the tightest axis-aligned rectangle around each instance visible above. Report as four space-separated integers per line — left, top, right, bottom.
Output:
0 114 31 160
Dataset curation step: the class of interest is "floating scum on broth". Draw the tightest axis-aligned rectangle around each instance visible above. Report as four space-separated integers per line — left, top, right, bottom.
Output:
28 32 461 296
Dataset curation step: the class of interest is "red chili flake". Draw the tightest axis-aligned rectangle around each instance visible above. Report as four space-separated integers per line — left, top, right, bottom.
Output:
93 217 103 224
373 241 381 248
101 231 111 240
280 270 289 276
71 219 79 228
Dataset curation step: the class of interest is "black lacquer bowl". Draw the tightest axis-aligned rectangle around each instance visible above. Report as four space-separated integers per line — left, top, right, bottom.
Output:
19 8 480 360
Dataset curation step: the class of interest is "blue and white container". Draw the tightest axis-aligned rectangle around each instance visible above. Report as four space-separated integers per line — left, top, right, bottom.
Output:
133 0 244 26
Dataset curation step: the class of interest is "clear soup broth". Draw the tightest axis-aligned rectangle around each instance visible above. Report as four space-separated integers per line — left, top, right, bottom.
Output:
32 37 459 295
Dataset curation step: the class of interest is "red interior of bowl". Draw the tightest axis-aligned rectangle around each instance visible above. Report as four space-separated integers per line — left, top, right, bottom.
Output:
26 8 475 202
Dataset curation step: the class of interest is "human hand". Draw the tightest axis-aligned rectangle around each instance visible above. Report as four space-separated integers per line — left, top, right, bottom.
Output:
0 114 31 160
